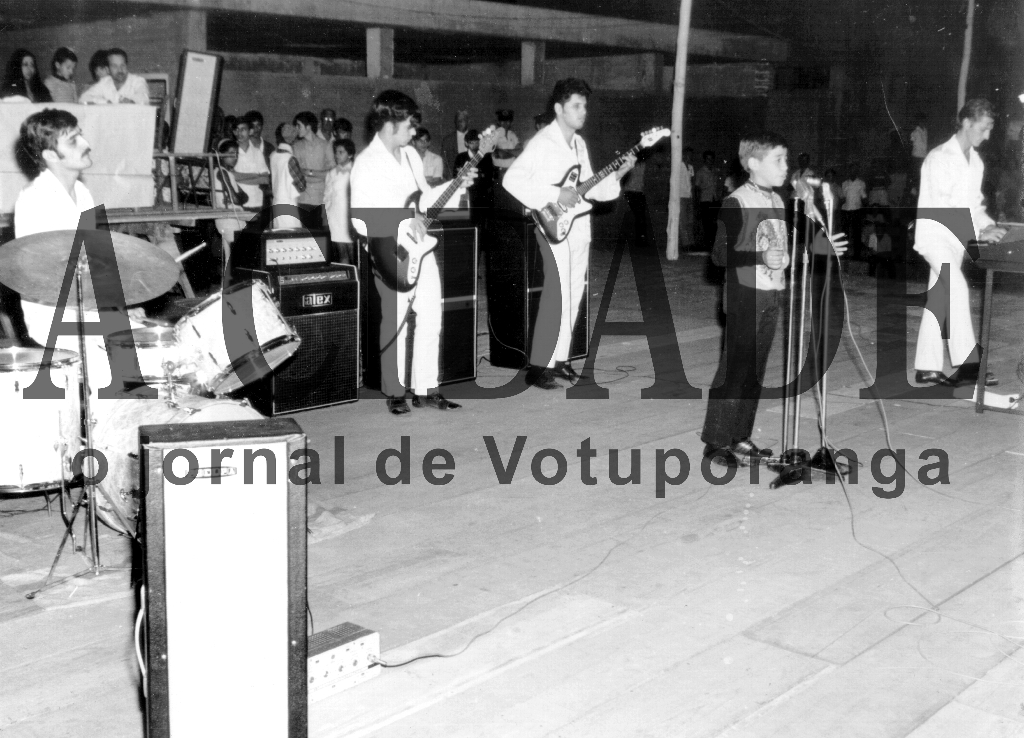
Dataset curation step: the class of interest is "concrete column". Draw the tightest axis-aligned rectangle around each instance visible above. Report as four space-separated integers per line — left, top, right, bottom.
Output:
183 9 207 51
521 41 545 86
367 27 395 79
639 52 665 91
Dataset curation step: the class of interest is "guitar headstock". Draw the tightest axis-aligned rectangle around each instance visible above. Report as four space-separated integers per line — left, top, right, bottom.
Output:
477 125 499 155
639 127 671 149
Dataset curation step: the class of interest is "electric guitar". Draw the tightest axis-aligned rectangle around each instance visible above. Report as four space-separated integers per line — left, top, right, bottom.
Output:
531 127 670 243
368 126 496 292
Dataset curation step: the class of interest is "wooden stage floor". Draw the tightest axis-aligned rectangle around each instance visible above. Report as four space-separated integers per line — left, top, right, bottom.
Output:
2 247 1023 737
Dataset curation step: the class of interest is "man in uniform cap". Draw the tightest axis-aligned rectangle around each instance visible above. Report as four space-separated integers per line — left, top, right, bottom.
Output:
493 108 521 176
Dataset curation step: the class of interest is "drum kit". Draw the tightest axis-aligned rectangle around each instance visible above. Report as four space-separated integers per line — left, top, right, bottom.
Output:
0 228 300 590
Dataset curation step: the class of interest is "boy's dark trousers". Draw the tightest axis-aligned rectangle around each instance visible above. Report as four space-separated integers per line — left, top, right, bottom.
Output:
702 285 781 448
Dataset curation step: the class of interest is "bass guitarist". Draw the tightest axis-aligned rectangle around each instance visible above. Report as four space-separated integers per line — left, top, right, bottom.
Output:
351 90 476 415
503 78 635 389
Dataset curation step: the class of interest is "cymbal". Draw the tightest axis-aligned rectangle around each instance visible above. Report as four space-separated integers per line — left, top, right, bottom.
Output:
0 230 180 310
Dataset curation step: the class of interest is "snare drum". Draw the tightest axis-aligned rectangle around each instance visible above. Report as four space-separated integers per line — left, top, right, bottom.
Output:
0 348 81 492
90 394 263 534
175 281 300 395
106 325 179 386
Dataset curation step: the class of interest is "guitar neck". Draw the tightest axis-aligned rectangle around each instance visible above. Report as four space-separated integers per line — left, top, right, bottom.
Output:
423 149 486 224
575 141 642 197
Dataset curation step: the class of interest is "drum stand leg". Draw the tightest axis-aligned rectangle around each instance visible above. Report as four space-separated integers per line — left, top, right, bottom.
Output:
26 259 130 599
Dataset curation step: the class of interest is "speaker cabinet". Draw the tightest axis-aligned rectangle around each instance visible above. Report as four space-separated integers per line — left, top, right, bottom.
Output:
360 224 478 391
139 418 307 738
484 214 589 370
241 264 360 415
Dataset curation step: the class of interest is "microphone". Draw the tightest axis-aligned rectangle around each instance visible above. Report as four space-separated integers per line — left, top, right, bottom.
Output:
792 176 825 226
821 182 836 235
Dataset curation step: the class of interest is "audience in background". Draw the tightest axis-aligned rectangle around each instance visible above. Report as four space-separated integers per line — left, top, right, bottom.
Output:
292 110 334 211
44 47 78 103
244 110 275 166
442 110 470 175
413 127 445 187
841 167 867 260
324 138 356 264
212 138 250 270
269 122 305 230
88 49 109 82
334 117 353 141
231 117 270 210
80 48 150 104
1 49 52 102
319 109 336 141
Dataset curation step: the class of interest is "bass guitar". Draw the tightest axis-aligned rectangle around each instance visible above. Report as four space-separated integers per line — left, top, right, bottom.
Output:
368 126 496 292
531 127 670 244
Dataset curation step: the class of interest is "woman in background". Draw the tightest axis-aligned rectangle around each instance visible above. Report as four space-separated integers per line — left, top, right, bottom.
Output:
1 49 53 102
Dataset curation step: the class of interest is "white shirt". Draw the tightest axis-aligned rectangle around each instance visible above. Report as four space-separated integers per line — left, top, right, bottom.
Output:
679 162 694 199
493 126 520 169
15 169 95 237
841 178 866 211
502 120 620 246
324 166 352 243
350 134 463 237
456 130 466 154
270 144 302 230
421 150 444 182
79 73 151 105
910 125 928 159
14 170 101 347
234 140 269 209
915 134 994 258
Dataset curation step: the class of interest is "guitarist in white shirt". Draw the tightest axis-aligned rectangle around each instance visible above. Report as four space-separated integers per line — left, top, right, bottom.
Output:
503 78 634 389
351 90 476 415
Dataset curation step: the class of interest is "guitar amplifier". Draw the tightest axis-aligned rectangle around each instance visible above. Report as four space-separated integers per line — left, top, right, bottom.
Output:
232 227 331 272
238 264 360 415
484 213 588 369
360 225 478 391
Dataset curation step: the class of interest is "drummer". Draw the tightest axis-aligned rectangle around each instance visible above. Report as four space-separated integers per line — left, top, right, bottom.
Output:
14 108 145 391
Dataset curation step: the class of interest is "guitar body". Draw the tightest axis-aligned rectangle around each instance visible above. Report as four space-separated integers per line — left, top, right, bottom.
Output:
366 222 438 292
531 165 593 244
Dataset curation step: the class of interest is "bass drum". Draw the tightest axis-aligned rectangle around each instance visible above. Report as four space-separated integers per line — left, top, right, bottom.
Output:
90 395 263 535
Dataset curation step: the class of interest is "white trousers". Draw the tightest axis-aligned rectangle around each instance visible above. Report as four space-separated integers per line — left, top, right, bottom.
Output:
913 248 977 371
377 252 441 396
550 236 589 366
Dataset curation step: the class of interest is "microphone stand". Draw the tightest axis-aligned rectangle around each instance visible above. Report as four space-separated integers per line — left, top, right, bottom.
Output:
808 185 849 478
771 193 813 487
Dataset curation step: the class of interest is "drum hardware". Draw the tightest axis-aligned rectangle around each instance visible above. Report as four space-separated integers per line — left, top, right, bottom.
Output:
0 230 284 582
26 253 134 599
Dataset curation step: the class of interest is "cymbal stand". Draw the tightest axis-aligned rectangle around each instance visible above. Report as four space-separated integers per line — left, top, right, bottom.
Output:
28 252 130 598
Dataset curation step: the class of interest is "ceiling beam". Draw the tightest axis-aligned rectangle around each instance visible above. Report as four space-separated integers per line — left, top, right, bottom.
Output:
125 0 788 62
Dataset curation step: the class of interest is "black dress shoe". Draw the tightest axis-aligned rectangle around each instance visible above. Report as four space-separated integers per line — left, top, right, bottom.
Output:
412 392 461 410
525 366 562 390
737 439 773 457
703 444 749 468
552 362 582 383
386 397 411 415
915 370 956 387
948 363 999 387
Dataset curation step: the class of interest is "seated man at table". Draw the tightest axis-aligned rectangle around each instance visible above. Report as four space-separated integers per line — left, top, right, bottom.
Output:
79 48 150 105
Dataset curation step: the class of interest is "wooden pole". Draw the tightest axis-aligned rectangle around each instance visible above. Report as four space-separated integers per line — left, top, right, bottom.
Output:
665 0 694 260
957 0 975 110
